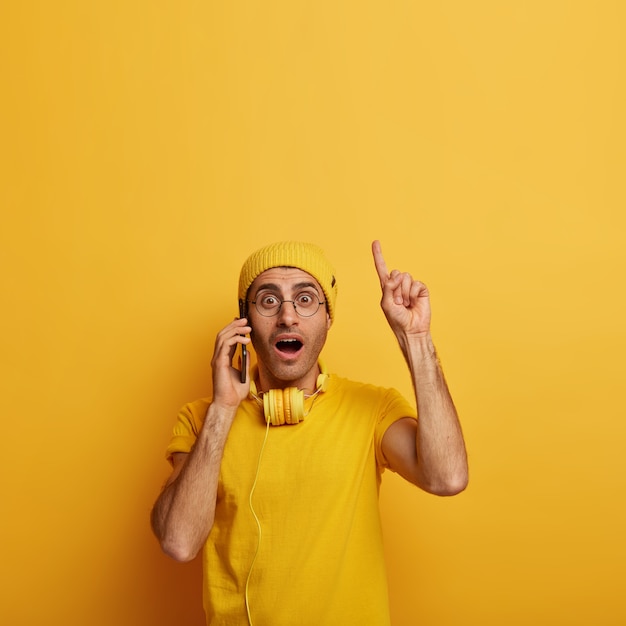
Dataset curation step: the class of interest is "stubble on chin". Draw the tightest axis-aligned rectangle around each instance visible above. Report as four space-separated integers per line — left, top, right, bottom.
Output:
251 334 327 391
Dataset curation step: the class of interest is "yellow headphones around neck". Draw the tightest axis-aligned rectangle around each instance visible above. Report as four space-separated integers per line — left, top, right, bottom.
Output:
249 362 329 426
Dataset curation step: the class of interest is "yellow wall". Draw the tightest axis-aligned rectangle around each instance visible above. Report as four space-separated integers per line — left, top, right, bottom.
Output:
2 2 625 624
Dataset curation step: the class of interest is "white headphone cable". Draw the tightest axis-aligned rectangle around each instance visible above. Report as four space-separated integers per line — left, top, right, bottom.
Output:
244 417 271 625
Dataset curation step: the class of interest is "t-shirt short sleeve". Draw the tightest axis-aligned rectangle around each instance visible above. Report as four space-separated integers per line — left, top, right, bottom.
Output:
373 387 417 470
165 398 210 463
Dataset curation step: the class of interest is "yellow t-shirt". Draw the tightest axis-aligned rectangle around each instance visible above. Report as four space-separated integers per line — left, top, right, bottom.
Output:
166 374 416 626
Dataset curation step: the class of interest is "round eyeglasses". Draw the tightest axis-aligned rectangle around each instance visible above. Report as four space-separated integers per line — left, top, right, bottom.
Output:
248 292 326 318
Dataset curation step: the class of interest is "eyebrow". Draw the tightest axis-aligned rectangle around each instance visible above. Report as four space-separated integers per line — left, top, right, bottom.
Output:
253 282 321 296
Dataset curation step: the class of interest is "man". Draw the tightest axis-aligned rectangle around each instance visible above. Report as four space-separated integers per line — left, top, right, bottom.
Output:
151 240 468 625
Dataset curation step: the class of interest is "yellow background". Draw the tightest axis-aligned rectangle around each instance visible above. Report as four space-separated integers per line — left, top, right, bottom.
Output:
1 2 624 625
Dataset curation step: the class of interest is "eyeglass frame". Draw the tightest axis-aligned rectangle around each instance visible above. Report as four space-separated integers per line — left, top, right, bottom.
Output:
246 293 327 318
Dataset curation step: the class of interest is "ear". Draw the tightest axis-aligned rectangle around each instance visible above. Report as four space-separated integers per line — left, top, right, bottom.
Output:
326 312 332 330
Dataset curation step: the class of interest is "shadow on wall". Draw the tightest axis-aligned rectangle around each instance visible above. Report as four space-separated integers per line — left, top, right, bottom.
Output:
142 541 205 625
101 516 206 626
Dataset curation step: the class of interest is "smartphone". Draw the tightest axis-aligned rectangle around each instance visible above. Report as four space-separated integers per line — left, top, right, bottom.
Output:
238 299 247 383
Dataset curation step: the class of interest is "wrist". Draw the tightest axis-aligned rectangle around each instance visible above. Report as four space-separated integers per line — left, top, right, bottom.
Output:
399 333 443 381
400 331 436 358
201 401 239 438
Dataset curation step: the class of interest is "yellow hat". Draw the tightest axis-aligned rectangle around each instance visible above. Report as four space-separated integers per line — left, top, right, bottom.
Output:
238 242 338 321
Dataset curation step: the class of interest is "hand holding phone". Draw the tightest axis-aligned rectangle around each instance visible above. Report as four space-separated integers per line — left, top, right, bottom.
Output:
238 299 248 383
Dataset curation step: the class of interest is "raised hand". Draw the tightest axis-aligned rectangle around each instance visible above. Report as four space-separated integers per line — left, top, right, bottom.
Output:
372 240 431 338
210 317 251 408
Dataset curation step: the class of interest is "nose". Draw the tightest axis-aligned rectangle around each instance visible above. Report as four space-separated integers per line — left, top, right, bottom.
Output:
277 300 299 325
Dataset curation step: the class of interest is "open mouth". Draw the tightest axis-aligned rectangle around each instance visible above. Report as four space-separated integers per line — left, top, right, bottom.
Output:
276 338 303 355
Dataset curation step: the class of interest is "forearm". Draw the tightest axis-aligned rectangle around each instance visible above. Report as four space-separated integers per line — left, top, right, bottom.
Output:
403 333 468 495
151 402 236 561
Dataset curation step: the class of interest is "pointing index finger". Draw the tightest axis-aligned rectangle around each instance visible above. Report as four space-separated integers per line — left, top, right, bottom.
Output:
372 240 389 287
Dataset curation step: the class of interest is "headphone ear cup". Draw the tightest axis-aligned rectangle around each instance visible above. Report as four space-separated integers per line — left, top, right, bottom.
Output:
316 372 329 393
262 388 306 425
262 390 271 424
282 388 291 424
273 389 285 426
288 387 305 424
259 373 327 426
263 389 284 426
